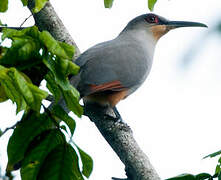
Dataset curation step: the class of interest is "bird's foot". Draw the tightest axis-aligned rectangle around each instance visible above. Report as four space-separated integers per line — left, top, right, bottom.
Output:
83 103 124 123
103 106 124 123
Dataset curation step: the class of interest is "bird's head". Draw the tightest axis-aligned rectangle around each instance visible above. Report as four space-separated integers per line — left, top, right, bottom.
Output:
124 13 207 41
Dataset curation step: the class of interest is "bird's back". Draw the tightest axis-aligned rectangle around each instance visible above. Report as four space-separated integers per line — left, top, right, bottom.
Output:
72 36 153 97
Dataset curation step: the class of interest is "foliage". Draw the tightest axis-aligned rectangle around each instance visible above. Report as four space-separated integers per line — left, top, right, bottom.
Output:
0 25 92 179
0 0 219 180
37 143 84 180
148 0 157 11
32 0 49 13
0 0 158 179
167 150 221 180
104 0 114 8
0 0 8 12
0 0 48 13
103 0 158 10
0 0 92 179
0 65 48 113
204 150 221 159
0 26 82 115
166 173 213 180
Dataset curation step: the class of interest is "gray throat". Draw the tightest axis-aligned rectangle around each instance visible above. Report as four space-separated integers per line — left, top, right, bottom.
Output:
118 28 157 61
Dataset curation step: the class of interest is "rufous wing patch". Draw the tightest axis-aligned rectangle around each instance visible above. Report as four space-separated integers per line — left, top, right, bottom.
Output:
83 81 128 107
84 89 128 107
89 80 125 93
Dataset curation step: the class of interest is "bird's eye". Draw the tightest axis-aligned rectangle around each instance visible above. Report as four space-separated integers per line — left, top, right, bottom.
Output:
145 15 158 24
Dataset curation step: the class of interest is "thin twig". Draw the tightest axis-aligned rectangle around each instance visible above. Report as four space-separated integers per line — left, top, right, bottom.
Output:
45 94 54 102
20 14 33 27
0 26 27 32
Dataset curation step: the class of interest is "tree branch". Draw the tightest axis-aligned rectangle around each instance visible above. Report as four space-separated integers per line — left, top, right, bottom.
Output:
27 0 80 59
26 1 160 179
84 104 160 180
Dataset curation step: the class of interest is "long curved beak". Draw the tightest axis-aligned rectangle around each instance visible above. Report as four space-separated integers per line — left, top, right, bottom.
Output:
166 20 208 29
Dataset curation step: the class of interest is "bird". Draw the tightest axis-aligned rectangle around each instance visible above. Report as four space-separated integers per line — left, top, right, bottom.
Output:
70 13 207 119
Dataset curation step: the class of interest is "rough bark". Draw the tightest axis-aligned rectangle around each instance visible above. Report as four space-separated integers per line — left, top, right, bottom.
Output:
84 104 160 180
27 1 160 179
27 0 80 59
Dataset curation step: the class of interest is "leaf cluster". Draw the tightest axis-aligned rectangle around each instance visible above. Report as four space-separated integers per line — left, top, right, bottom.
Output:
0 26 92 179
0 26 82 115
167 150 221 180
6 111 93 180
0 0 48 13
104 0 158 11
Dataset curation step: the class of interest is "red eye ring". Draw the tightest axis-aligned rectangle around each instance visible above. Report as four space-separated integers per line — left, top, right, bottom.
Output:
145 15 158 24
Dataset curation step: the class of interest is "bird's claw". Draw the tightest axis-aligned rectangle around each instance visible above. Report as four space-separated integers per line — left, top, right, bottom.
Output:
103 107 123 123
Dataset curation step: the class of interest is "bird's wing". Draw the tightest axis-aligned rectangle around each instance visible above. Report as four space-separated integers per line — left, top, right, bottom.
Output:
89 80 125 92
74 39 150 97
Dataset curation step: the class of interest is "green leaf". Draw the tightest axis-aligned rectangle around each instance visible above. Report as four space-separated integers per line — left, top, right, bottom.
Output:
21 130 66 180
7 112 53 172
58 41 75 60
0 129 2 137
204 150 221 159
0 84 8 102
167 173 212 180
38 143 84 180
60 125 68 133
166 174 195 180
58 58 79 77
148 0 157 11
0 66 48 113
2 26 39 41
65 59 80 76
39 31 74 59
104 0 114 8
76 145 93 178
62 86 83 117
195 173 212 180
43 55 79 84
218 172 221 180
219 157 221 163
216 165 221 176
32 0 48 13
0 0 8 12
0 46 4 59
45 72 61 103
43 55 82 117
21 0 28 6
0 66 25 112
26 83 48 111
0 37 41 67
1 27 42 68
51 104 76 135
